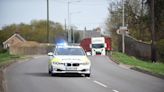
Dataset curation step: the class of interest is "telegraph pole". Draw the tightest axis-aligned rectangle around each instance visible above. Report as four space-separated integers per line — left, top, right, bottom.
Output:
122 0 125 53
70 11 80 43
47 0 49 43
150 0 157 63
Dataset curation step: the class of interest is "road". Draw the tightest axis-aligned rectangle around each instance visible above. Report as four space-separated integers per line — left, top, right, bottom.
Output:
4 55 164 92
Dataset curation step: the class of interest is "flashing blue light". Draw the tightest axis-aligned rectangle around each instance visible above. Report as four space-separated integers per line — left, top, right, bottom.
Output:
57 42 67 46
55 38 68 46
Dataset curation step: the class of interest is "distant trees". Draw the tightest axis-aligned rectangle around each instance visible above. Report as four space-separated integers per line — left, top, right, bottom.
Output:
106 0 164 62
106 0 164 43
106 0 151 42
146 0 164 40
0 20 66 48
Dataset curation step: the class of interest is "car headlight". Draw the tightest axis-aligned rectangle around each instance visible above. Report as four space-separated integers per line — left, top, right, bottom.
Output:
52 62 65 65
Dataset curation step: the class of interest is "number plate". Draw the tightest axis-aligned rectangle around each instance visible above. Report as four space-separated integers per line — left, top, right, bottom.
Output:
66 67 77 70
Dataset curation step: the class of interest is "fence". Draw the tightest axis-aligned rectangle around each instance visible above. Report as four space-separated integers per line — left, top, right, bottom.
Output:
9 44 54 55
118 35 151 60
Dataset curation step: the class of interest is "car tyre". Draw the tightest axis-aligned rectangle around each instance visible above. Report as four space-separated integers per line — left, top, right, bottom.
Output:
49 66 55 76
85 74 90 77
51 73 55 76
49 70 51 74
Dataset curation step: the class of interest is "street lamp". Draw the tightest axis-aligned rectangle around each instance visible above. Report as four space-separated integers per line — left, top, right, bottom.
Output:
47 0 49 43
70 11 81 43
67 0 80 43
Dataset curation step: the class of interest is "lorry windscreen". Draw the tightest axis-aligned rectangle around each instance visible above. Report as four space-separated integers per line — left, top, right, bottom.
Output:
92 44 104 48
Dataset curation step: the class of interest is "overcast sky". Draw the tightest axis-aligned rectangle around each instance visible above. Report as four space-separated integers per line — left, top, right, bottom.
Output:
0 0 113 30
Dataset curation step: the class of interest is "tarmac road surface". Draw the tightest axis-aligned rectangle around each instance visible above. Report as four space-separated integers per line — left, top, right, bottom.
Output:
4 55 164 92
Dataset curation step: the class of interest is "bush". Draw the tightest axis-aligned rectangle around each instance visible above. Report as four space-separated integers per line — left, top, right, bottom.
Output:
157 39 164 62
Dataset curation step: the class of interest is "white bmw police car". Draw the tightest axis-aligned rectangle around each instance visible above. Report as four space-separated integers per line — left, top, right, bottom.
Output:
48 45 91 77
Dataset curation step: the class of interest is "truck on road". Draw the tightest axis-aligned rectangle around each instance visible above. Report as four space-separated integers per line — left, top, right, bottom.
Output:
80 37 112 55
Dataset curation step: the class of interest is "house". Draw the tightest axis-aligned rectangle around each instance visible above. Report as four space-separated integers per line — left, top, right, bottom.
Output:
3 33 26 49
78 30 101 41
84 30 101 38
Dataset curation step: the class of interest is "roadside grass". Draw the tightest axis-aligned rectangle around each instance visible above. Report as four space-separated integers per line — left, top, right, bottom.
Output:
112 52 164 76
0 52 30 92
0 52 20 67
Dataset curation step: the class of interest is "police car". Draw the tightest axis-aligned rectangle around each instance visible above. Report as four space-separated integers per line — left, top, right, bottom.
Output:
48 45 91 77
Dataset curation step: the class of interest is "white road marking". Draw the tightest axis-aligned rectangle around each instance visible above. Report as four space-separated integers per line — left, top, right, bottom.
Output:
112 90 119 92
93 80 107 88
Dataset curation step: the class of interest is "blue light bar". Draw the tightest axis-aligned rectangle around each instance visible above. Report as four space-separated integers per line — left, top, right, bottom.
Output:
55 38 68 46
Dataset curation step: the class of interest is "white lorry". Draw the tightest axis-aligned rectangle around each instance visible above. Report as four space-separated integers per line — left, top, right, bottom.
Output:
90 37 106 55
80 37 112 56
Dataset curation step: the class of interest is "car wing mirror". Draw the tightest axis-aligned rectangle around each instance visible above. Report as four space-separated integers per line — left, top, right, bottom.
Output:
48 52 53 56
86 52 91 56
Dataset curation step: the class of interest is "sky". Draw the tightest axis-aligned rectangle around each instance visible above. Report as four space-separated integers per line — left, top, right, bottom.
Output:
0 0 112 30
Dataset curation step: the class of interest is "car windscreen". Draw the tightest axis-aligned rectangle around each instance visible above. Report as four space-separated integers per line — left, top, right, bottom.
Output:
56 48 85 55
92 44 104 48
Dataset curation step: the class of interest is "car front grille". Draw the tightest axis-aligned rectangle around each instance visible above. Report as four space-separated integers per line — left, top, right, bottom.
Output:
67 63 71 66
66 63 79 67
72 63 79 66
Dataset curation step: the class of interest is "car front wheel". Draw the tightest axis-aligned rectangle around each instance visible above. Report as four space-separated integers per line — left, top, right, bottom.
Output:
49 70 51 74
49 66 53 75
85 74 90 77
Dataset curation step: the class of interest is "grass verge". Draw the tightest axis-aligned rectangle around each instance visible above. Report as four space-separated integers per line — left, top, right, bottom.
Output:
0 52 29 92
0 52 20 92
0 52 20 67
111 52 164 76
